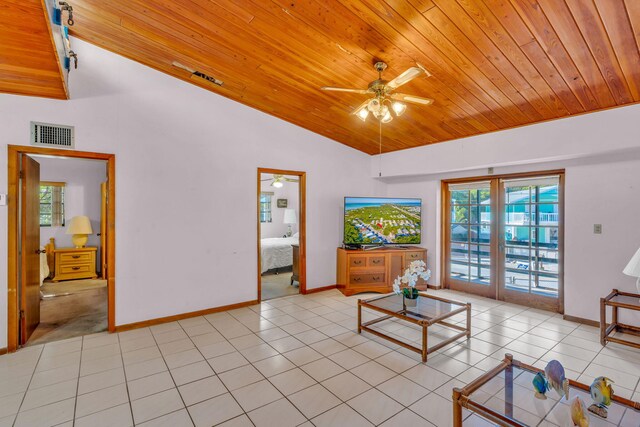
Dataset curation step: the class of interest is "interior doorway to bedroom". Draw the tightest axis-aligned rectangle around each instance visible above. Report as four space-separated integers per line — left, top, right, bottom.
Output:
257 168 306 301
7 146 116 353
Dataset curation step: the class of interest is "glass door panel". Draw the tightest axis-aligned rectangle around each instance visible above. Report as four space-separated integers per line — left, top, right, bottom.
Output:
444 174 562 311
499 176 561 310
446 182 495 297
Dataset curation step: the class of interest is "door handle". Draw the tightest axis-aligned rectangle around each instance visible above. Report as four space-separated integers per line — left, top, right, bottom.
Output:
36 249 46 254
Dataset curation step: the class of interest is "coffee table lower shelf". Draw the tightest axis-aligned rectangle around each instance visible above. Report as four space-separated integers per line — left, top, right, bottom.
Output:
357 292 471 362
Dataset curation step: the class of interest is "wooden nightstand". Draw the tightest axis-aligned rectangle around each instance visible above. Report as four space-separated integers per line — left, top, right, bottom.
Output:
52 247 98 282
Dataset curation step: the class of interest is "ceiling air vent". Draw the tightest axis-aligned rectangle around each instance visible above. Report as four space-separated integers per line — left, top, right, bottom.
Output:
30 122 75 149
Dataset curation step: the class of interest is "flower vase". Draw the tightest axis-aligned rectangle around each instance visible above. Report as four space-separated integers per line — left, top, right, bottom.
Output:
403 295 418 308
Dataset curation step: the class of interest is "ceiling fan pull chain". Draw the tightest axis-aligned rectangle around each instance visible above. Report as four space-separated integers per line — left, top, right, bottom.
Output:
379 119 382 177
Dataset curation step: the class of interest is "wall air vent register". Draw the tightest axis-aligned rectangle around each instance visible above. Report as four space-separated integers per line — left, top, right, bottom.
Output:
30 122 75 149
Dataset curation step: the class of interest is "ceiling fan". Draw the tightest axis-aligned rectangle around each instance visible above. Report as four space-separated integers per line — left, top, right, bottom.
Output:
261 174 299 188
321 61 434 123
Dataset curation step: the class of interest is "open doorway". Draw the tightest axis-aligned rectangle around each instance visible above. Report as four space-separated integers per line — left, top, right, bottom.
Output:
28 155 107 345
7 146 115 352
257 168 306 301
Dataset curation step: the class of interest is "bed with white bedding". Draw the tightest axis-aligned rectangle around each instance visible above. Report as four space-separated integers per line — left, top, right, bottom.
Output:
260 236 298 274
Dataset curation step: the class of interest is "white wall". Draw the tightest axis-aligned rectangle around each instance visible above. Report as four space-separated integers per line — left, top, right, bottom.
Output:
379 106 640 321
0 38 384 348
260 175 299 238
36 156 106 273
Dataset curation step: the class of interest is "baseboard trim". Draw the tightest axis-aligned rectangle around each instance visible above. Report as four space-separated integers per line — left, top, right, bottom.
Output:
0 348 7 356
303 285 337 295
563 314 599 328
115 299 259 333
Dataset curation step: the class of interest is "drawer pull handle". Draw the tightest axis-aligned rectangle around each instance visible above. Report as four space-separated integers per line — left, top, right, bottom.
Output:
354 277 361 282
373 276 380 280
72 255 81 259
354 260 362 264
372 260 380 264
72 267 80 270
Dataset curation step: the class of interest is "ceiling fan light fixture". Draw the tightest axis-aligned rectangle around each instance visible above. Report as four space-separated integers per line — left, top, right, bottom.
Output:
356 107 369 121
272 180 284 188
381 109 393 123
392 101 406 117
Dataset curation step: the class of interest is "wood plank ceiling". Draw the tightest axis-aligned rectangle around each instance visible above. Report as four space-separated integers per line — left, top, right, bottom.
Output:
9 1 640 153
0 0 67 99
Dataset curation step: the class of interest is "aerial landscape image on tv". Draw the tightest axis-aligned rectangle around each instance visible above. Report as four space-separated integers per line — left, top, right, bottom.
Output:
344 197 422 244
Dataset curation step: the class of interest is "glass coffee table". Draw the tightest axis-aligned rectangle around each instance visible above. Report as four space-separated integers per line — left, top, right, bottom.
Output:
357 292 471 362
453 354 640 426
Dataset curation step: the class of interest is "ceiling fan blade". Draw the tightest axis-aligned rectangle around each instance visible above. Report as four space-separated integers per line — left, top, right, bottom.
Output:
351 98 371 115
386 67 424 90
391 93 434 106
284 178 299 182
321 86 370 94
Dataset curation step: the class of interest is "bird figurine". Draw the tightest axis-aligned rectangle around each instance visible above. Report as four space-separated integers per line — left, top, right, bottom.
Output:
532 372 548 399
544 360 570 400
588 376 614 418
571 396 590 426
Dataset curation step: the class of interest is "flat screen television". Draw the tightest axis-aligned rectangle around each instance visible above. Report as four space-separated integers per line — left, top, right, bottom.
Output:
344 197 422 245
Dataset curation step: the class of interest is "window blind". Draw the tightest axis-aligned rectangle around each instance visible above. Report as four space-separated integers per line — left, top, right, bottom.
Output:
448 181 491 191
502 176 559 188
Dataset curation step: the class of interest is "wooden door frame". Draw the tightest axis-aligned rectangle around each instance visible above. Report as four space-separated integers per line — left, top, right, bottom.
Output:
441 169 565 312
7 145 116 352
257 168 306 302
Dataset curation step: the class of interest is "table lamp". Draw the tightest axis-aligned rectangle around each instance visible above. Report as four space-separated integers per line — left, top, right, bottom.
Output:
623 247 640 295
283 208 297 237
66 215 93 248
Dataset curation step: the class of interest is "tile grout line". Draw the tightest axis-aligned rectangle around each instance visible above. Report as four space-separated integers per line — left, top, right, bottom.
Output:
115 330 136 427
11 344 45 425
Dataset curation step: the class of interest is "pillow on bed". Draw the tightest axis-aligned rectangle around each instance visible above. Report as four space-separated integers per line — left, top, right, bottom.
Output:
292 232 299 238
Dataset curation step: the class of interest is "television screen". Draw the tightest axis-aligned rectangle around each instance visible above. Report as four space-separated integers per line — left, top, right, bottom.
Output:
344 197 422 245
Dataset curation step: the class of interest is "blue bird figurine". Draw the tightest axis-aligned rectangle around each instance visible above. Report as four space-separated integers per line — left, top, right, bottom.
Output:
532 372 548 400
544 360 570 400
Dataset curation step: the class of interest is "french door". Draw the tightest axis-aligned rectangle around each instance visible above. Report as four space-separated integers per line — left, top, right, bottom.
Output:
444 172 564 312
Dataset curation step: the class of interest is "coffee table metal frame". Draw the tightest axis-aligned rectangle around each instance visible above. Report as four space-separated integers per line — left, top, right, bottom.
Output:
600 288 640 349
452 353 640 426
357 292 471 362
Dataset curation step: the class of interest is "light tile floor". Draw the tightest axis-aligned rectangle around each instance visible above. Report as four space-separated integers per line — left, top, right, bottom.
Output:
1 289 640 427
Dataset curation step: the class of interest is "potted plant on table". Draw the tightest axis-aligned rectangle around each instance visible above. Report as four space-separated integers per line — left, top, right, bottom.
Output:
392 260 431 307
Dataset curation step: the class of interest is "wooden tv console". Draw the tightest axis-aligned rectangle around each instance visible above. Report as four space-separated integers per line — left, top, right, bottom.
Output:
336 247 428 296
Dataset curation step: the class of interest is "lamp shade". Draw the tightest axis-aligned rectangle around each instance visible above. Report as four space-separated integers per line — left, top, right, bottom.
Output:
623 247 640 278
66 216 93 235
283 209 297 225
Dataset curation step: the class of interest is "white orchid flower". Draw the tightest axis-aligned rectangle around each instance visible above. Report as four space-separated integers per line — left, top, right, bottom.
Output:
393 260 432 292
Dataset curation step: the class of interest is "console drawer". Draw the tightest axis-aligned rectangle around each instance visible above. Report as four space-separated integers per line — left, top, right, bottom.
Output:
349 256 368 268
368 256 385 267
350 272 385 285
405 251 425 263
